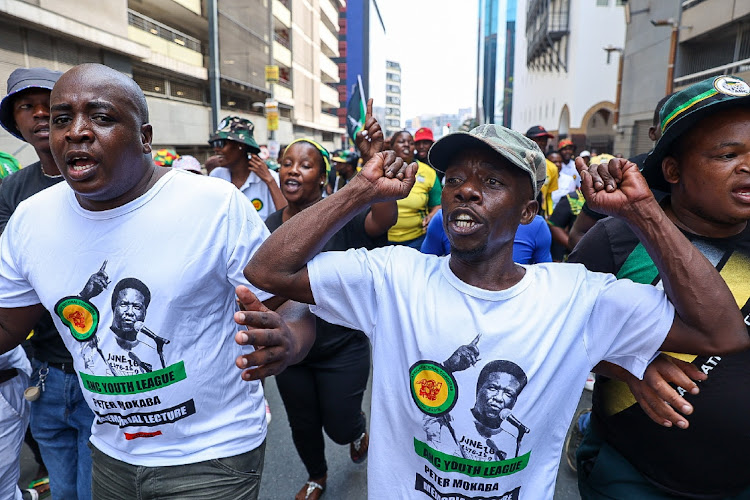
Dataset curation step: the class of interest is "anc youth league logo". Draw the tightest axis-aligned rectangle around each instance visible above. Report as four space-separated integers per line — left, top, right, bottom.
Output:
251 198 263 211
54 296 99 341
409 360 458 416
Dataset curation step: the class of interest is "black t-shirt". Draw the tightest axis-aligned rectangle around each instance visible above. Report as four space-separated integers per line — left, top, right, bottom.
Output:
549 192 582 261
569 214 750 498
0 163 71 364
579 152 652 221
265 207 386 361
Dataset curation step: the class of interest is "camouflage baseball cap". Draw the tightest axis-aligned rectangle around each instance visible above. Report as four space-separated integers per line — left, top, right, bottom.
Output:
429 124 547 198
209 116 260 154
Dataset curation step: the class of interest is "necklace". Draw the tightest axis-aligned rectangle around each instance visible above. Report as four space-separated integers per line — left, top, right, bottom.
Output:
40 163 63 179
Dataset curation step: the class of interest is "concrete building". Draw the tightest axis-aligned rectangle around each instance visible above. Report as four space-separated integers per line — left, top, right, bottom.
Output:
511 0 626 154
384 60 401 136
614 0 750 158
337 0 387 134
613 0 680 158
0 0 344 167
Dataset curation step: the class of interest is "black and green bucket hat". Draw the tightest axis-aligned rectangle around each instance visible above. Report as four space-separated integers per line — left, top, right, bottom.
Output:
643 75 750 192
209 116 261 154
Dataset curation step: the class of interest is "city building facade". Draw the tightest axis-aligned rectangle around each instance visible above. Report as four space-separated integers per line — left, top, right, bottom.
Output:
615 0 750 158
613 0 680 158
0 0 344 166
337 0 387 134
384 59 401 136
511 0 626 154
476 0 516 128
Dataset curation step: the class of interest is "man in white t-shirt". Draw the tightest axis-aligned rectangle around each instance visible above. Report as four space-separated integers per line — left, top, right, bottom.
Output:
243 124 748 499
0 63 315 500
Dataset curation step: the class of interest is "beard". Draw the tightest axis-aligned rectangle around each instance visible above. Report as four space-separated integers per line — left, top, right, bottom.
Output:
450 241 488 261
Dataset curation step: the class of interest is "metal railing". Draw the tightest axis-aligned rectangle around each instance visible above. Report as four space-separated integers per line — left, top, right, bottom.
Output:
675 21 750 86
682 0 709 10
674 57 750 87
274 32 291 49
127 9 201 53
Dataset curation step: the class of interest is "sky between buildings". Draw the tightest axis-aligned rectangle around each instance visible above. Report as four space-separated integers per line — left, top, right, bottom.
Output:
377 0 479 122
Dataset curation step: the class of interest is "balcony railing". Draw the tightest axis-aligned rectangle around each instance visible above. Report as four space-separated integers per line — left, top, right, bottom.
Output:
675 21 750 87
525 0 570 71
128 9 201 53
682 0 708 9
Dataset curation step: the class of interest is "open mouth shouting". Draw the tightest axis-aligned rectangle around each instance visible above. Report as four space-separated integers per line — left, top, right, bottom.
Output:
283 178 301 194
65 151 99 181
732 183 750 204
448 210 482 235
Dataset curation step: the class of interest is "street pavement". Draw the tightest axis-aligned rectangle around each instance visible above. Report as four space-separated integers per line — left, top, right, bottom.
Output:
19 373 592 499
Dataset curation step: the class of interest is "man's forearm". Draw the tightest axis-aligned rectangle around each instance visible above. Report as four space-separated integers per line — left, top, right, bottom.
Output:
365 200 398 237
623 198 747 352
246 175 377 297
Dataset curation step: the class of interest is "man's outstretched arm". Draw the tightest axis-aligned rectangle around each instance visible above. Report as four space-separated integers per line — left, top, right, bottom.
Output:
244 151 416 304
578 157 748 355
0 304 46 354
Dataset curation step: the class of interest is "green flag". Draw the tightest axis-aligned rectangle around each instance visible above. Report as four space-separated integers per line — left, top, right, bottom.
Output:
346 75 366 144
0 152 20 179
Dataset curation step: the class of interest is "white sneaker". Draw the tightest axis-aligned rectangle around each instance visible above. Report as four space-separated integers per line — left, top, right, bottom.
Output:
264 397 272 424
584 372 595 392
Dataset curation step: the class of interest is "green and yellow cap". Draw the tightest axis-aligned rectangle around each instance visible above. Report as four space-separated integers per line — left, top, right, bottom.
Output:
643 75 750 191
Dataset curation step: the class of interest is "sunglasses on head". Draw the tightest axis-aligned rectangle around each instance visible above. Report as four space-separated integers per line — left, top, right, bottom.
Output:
210 139 227 149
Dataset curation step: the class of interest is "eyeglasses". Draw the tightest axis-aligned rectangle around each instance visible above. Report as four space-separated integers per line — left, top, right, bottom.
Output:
210 139 227 149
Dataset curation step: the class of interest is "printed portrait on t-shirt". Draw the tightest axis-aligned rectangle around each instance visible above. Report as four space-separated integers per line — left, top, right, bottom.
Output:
55 261 169 376
412 334 531 465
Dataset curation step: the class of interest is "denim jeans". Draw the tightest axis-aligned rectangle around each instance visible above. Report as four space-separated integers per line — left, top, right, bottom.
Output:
29 360 94 500
90 441 265 500
0 370 30 500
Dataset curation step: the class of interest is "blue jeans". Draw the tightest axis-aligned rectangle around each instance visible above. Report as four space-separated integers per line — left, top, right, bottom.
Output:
30 360 94 500
0 369 30 500
90 441 266 499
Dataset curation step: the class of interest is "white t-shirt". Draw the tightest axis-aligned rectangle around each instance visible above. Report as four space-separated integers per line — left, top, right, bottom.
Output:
560 159 580 188
307 247 674 499
210 167 280 221
551 173 577 207
0 170 272 466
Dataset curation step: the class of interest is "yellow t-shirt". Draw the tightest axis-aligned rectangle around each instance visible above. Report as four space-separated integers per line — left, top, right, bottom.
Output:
540 159 559 218
388 161 441 242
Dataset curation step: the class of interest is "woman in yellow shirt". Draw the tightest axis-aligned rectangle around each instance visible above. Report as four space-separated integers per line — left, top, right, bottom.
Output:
387 131 442 247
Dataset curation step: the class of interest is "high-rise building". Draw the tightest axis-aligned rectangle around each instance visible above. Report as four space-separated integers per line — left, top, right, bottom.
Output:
385 60 401 136
476 0 516 128
511 0 626 153
337 0 387 135
0 0 344 166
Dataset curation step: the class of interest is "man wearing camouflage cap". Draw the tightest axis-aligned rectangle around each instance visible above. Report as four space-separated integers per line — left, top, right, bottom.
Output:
243 124 748 498
209 116 285 220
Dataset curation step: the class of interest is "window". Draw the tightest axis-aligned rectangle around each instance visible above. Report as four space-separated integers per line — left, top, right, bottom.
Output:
596 0 609 5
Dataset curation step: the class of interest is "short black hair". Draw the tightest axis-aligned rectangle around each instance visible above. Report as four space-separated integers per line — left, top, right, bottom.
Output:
390 130 413 148
111 277 151 310
476 360 527 394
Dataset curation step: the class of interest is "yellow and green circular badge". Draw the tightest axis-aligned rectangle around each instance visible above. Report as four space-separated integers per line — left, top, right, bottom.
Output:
409 360 458 416
54 296 99 341
251 198 263 211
